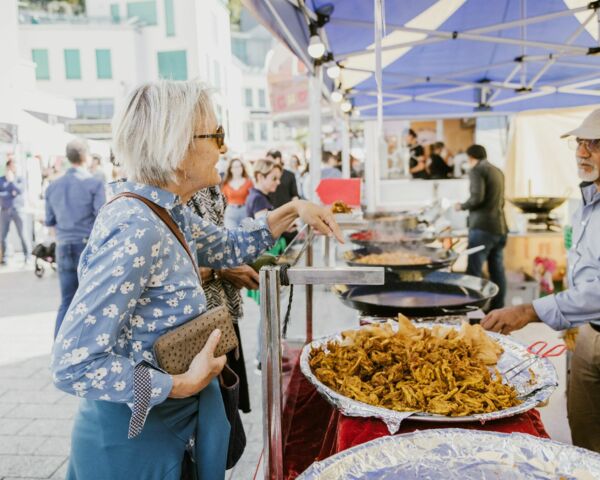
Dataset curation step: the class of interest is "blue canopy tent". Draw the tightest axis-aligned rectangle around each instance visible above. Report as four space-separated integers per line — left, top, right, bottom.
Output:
244 0 600 118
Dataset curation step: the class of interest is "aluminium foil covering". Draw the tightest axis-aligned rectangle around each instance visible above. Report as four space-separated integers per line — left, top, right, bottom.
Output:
300 322 558 432
297 428 600 479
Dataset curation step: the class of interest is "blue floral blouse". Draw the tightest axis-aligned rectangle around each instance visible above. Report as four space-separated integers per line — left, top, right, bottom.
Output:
51 181 274 426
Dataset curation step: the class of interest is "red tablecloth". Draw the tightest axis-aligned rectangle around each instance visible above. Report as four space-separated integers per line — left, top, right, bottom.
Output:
282 360 549 479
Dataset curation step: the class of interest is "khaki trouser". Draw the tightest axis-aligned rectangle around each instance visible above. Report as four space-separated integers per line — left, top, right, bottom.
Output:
567 324 600 453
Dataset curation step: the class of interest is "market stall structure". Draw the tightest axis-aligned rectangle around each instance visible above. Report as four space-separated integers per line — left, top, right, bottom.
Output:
245 0 600 478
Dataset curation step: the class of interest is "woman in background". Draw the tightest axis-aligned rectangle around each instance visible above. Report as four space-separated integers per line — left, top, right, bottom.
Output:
245 159 282 219
189 187 258 413
221 158 253 229
428 141 453 179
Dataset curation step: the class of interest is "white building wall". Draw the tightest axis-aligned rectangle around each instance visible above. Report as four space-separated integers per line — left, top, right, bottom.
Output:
19 24 140 103
17 0 244 151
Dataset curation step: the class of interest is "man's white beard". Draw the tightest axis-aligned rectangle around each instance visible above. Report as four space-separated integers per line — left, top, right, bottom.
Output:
576 157 600 182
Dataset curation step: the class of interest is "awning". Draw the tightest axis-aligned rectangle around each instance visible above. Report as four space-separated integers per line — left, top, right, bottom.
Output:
244 0 600 118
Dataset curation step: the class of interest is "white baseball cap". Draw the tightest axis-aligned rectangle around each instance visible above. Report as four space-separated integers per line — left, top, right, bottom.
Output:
561 108 600 139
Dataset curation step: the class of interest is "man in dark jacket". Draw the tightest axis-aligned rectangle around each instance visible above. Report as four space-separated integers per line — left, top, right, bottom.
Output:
266 149 299 243
455 144 508 309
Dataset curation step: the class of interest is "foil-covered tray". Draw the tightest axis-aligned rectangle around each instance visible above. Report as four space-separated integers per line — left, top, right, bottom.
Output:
300 322 558 433
297 428 600 479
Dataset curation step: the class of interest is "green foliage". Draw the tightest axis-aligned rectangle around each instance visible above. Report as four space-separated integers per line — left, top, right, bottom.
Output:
228 0 242 30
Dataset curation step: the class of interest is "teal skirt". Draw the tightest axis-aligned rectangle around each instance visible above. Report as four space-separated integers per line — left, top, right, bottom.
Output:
67 379 230 480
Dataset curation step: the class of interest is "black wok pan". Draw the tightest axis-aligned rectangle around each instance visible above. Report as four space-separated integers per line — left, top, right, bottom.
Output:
344 246 458 272
335 271 498 317
508 197 566 214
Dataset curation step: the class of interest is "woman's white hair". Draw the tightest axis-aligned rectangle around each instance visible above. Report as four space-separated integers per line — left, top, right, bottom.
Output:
112 79 215 186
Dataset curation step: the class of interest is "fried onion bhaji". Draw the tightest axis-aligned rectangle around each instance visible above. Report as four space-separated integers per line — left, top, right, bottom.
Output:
309 317 519 416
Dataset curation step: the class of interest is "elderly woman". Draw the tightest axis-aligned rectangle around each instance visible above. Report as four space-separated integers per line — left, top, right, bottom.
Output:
51 80 342 480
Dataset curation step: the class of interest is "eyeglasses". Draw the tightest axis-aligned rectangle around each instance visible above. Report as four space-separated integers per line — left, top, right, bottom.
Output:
194 125 225 149
568 137 600 154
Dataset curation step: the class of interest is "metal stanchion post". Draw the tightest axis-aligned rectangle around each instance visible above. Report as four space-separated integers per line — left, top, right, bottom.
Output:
260 265 384 479
261 266 283 480
306 238 313 343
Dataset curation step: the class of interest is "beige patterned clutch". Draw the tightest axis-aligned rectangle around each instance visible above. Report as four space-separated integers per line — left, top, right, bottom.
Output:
153 305 238 375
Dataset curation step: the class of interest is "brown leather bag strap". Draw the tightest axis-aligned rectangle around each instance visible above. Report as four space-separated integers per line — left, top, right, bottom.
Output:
108 192 201 283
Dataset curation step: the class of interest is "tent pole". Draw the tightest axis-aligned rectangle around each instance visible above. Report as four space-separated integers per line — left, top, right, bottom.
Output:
263 0 314 74
341 117 351 178
374 0 384 212
309 66 322 202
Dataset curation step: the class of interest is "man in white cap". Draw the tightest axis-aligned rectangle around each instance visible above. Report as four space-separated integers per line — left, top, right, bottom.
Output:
481 107 600 452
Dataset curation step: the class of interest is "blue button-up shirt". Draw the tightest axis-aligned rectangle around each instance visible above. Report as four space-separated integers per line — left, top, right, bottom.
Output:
51 181 274 412
0 175 25 210
45 167 106 244
533 184 600 330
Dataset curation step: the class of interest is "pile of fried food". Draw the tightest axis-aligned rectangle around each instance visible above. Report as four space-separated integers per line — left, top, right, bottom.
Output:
309 316 520 416
331 200 353 214
354 250 432 266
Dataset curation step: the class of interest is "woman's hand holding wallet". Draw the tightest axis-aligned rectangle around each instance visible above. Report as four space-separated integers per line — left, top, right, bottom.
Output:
168 329 227 398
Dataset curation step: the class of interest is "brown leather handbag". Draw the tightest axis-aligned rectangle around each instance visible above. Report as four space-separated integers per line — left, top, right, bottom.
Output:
109 192 239 375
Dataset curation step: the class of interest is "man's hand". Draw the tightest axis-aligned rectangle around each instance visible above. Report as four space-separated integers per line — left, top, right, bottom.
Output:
199 267 214 283
454 202 462 211
481 304 539 334
219 265 259 290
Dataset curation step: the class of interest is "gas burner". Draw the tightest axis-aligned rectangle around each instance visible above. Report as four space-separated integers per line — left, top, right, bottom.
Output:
525 213 562 232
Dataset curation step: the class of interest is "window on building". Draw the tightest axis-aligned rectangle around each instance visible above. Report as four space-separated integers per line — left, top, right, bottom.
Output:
126 1 157 25
273 123 280 141
95 49 112 79
245 122 255 142
31 49 50 80
258 88 266 109
232 38 248 64
75 98 114 119
260 122 268 142
64 49 81 80
110 3 120 22
157 50 187 80
244 88 253 107
164 0 175 37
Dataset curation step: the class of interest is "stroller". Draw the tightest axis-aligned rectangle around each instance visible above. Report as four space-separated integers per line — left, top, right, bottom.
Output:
31 242 56 278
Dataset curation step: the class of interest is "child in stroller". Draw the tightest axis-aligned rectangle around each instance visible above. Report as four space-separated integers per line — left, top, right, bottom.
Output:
31 242 56 278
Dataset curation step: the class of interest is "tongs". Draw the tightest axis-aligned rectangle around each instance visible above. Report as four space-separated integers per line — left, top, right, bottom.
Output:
502 341 567 382
278 223 313 267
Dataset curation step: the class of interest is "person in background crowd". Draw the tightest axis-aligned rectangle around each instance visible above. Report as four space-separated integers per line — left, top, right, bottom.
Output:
45 138 106 337
455 144 507 310
428 142 453 179
0 158 29 265
453 148 469 177
480 109 600 453
407 129 428 179
189 186 258 413
321 150 342 179
300 163 312 199
246 158 282 219
350 155 364 179
89 154 107 182
265 149 299 243
289 154 303 192
221 158 253 230
265 149 299 208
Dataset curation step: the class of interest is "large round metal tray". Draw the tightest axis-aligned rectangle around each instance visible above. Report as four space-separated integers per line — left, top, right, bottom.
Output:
344 246 457 272
300 322 557 432
297 428 600 479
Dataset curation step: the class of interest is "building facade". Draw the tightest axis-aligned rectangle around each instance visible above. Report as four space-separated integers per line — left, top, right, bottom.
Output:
18 0 244 152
